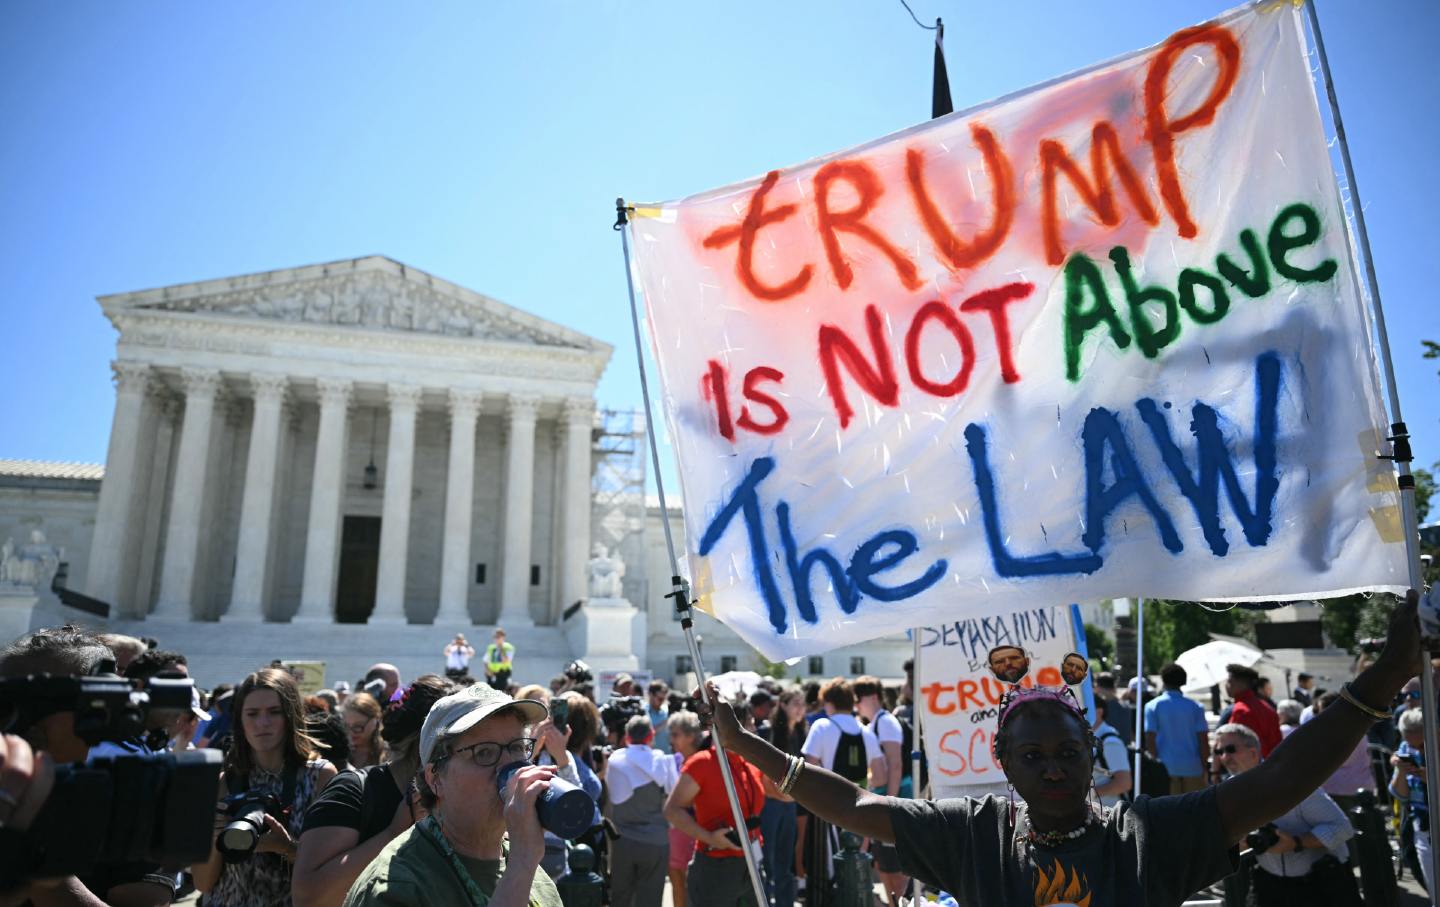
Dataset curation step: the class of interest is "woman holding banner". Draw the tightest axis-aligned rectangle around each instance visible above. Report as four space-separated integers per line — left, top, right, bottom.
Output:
698 591 1423 906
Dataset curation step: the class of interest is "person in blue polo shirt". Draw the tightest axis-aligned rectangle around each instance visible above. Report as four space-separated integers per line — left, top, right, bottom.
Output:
1144 663 1211 793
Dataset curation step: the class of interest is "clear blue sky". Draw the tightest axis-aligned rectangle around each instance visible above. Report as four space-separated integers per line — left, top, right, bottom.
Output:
2 1 1436 500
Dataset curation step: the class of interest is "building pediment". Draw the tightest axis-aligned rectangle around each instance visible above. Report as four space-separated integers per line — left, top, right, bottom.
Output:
99 256 607 353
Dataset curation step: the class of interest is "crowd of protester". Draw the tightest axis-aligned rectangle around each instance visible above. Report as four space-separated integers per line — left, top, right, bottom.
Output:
0 590 1434 907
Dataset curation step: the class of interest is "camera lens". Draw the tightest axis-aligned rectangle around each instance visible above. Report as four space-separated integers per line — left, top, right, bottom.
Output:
219 823 260 853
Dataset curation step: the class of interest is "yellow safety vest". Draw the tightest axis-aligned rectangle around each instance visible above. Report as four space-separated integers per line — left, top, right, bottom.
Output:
485 642 514 674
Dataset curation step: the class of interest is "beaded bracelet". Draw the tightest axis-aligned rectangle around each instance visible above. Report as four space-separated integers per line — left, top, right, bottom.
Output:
1338 683 1390 721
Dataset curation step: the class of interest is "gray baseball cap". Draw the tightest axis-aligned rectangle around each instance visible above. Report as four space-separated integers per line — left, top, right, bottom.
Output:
419 683 548 764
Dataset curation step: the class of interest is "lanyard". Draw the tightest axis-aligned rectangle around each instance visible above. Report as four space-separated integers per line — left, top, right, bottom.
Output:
415 816 539 907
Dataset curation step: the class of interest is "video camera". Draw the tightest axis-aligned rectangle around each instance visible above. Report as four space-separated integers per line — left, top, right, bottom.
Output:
217 791 287 863
0 671 223 889
563 660 594 686
598 695 645 739
0 672 194 746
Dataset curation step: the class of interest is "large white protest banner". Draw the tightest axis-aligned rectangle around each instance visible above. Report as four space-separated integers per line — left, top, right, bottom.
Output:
915 604 1090 795
626 2 1408 661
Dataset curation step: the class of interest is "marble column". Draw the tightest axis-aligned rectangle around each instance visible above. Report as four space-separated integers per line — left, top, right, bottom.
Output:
372 384 422 623
297 378 352 622
86 361 151 610
226 373 289 622
558 397 594 614
154 367 223 619
437 389 482 625
499 395 539 626
132 391 179 615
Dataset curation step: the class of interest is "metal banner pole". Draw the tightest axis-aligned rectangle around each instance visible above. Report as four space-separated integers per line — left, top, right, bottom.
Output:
911 630 925 795
1133 598 1145 802
1302 3 1438 902
614 200 770 907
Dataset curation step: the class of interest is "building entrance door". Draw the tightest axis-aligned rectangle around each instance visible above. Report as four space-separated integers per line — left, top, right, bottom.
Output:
336 516 380 624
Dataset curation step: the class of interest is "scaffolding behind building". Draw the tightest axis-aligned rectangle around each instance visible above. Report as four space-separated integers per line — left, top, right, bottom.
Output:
591 408 649 610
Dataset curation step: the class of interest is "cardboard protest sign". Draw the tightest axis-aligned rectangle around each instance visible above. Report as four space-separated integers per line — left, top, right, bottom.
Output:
626 2 1407 661
916 604 1089 794
280 661 326 697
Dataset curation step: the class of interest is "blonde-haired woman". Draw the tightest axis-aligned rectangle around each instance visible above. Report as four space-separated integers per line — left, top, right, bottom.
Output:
193 668 337 907
342 693 384 768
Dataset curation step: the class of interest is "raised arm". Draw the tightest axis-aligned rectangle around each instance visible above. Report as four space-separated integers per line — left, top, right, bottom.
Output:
1216 590 1419 843
702 683 896 843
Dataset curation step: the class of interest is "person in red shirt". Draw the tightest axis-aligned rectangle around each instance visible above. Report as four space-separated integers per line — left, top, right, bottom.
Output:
1226 664 1282 757
664 737 767 907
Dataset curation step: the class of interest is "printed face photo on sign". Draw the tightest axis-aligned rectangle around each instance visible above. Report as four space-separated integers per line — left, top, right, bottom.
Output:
987 645 1030 685
1060 653 1089 687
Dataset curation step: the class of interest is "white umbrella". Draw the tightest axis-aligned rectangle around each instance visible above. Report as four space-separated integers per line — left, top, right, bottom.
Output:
1176 639 1264 692
709 671 764 702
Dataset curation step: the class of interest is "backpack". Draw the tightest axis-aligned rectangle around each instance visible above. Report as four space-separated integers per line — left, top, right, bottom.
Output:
1097 731 1170 798
832 729 869 784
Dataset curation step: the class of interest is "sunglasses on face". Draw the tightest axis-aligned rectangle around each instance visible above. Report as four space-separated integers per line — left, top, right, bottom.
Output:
1215 744 1247 756
449 737 539 768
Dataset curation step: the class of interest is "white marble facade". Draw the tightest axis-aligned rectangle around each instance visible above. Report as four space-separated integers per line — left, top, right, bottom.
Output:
1 256 919 686
83 256 612 629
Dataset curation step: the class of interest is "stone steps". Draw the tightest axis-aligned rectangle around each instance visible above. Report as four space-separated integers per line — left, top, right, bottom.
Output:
99 618 573 691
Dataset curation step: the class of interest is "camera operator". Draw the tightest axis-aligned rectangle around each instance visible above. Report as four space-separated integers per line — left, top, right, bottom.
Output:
605 716 679 907
292 675 459 907
192 668 337 906
1213 723 1358 904
77 649 192 762
0 626 178 907
341 684 561 907
1390 707 1430 891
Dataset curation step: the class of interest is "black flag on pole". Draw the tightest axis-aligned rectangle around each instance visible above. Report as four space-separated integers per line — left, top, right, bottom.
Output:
932 18 953 119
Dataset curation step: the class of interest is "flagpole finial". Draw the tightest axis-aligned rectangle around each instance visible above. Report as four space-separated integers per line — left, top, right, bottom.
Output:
614 197 629 231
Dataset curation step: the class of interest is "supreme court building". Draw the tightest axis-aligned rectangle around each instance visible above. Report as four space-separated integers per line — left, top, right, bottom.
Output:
0 256 914 686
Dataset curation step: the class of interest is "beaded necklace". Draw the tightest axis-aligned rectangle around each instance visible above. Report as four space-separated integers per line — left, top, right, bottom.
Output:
1017 806 1100 848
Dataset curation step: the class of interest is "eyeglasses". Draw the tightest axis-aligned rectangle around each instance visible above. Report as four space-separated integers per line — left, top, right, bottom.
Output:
1406 691 1422 699
448 737 539 768
1216 744 1247 756
346 721 373 735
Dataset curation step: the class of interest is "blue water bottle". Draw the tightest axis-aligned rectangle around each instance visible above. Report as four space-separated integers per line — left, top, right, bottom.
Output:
495 761 595 840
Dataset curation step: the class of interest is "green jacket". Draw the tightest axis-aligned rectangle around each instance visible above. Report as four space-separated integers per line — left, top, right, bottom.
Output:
342 825 561 907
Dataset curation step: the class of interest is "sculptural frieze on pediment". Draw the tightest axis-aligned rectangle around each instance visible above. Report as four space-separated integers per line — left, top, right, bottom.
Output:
138 273 573 347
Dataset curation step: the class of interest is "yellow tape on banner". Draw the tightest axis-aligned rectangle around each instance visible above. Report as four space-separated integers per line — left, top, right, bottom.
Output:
1358 429 1401 495
1369 506 1406 544
689 558 716 616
